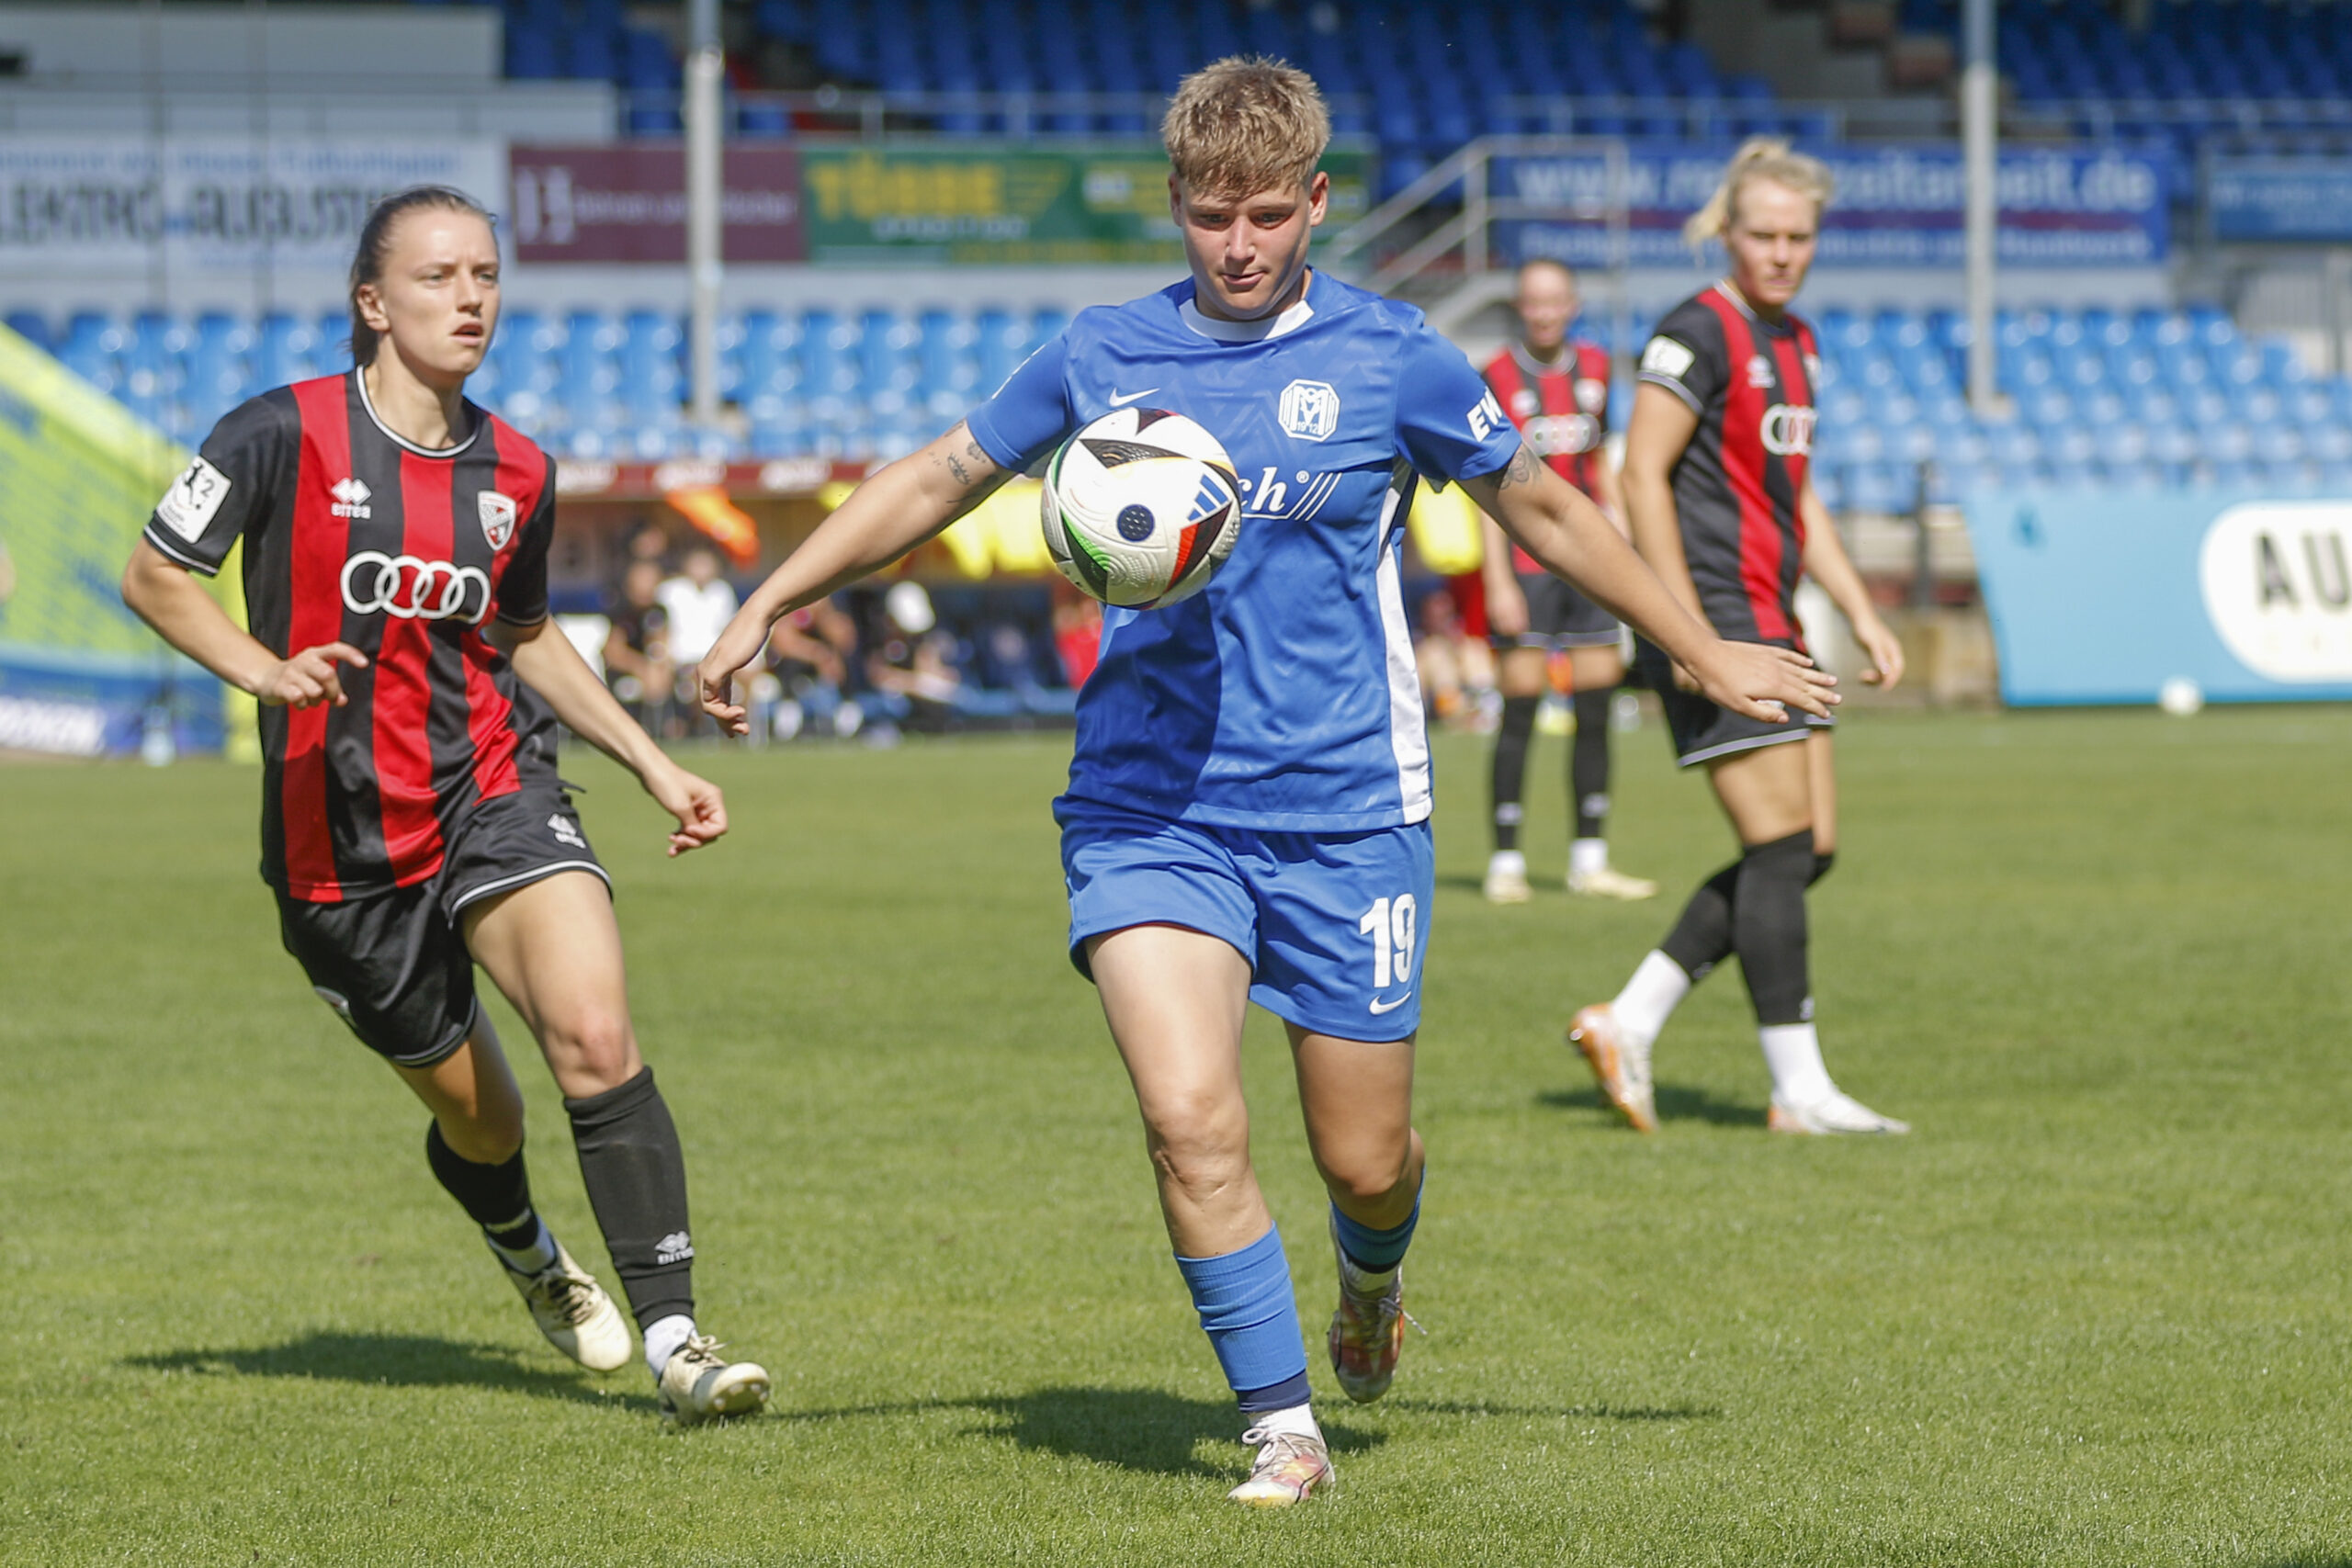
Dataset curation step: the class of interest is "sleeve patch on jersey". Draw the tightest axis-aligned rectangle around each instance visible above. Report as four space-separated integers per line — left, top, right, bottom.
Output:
1640 337 1696 379
154 457 231 543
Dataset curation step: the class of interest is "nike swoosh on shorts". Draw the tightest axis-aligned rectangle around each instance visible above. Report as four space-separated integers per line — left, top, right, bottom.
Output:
1368 992 1412 1015
1107 388 1160 406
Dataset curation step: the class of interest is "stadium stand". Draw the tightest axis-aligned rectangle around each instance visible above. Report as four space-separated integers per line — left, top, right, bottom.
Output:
15 299 2351 511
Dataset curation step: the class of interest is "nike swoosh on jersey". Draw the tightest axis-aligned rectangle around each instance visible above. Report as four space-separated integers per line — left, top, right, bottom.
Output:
1368 992 1413 1015
1107 388 1160 407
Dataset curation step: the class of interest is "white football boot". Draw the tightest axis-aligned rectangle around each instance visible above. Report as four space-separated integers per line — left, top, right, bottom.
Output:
1483 850 1532 904
502 1240 633 1372
658 1335 772 1425
1768 1089 1911 1135
1568 863 1659 900
1227 1426 1333 1506
1567 1003 1657 1133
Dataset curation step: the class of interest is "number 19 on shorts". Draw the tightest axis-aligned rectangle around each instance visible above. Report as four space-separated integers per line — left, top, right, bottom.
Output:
1359 894 1419 989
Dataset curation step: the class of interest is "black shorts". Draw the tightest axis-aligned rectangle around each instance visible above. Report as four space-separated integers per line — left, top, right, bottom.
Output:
1491 571 1622 651
1634 637 1835 769
276 779 611 1067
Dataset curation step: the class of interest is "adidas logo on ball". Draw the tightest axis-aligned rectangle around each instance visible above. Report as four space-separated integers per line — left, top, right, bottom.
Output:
1041 407 1241 610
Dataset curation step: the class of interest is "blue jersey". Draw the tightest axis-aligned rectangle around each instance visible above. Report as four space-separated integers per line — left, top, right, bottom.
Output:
966 271 1521 831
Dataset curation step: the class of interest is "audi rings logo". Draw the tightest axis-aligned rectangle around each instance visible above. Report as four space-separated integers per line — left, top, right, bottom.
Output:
340 552 492 623
1760 403 1817 457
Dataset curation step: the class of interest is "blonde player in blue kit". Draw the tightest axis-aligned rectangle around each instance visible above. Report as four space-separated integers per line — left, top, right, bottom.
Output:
697 57 1837 1508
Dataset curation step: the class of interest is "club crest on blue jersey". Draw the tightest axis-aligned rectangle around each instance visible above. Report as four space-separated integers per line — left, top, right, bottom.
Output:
1278 379 1340 442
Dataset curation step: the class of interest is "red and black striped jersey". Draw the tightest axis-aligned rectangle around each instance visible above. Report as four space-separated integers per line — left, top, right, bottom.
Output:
1481 339 1611 574
1636 285 1820 646
143 371 559 902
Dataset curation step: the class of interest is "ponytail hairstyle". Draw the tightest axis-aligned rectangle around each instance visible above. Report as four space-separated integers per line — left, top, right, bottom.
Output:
347 185 496 367
1681 137 1834 254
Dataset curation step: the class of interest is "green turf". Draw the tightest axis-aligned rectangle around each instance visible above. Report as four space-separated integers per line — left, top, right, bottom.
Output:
5 708 2349 1566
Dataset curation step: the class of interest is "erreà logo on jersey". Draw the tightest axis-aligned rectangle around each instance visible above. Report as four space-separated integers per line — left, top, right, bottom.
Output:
480 491 517 550
1760 403 1816 456
329 478 372 519
1278 379 1340 442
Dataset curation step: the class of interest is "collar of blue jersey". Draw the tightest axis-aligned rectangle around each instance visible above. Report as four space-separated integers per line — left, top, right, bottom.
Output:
1178 272 1318 344
352 367 481 459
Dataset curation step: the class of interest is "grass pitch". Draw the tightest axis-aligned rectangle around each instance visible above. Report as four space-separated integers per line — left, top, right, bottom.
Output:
4 707 2349 1566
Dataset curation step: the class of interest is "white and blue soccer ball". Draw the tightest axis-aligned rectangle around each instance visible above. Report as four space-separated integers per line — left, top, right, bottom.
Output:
1040 407 1242 609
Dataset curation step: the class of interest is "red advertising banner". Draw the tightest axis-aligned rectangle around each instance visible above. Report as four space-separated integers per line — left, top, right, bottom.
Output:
507 143 804 263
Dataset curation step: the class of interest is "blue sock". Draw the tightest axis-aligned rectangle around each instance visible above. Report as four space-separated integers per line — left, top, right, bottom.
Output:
1174 1225 1312 1415
1331 1183 1422 1273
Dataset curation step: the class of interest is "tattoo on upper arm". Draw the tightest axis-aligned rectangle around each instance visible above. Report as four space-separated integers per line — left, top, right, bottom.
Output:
946 448 971 486
945 438 991 490
1497 444 1539 489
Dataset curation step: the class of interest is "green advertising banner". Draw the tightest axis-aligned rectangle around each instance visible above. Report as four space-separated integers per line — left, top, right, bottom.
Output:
797 144 1371 265
0 324 237 755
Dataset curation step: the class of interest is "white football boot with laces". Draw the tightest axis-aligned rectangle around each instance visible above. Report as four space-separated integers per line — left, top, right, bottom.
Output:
1227 1426 1333 1506
502 1240 633 1372
1769 1089 1910 1135
658 1335 772 1425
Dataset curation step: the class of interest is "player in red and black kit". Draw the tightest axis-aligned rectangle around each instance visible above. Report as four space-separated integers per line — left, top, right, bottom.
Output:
1565 141 1911 1136
1476 260 1656 904
120 186 770 1421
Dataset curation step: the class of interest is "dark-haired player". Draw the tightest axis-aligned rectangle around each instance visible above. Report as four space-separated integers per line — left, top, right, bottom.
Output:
120 186 770 1419
1568 141 1908 1136
1477 259 1655 904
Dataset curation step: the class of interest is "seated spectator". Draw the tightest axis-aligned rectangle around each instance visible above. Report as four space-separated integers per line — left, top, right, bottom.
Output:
603 559 675 735
865 581 961 738
658 546 740 733
764 593 861 740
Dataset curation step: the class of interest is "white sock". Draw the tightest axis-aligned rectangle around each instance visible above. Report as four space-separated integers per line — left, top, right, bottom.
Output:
1337 1248 1398 1296
1488 848 1525 874
1758 1021 1835 1106
643 1313 696 1379
1569 838 1609 878
1247 1402 1321 1443
1611 950 1690 1047
485 1215 557 1276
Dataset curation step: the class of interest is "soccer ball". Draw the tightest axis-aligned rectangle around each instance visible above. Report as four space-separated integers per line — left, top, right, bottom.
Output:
1040 407 1242 608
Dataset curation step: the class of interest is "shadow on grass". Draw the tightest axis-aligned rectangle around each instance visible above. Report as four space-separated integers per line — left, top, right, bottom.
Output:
125 1331 654 1412
774 1387 1384 1479
1537 1081 1759 1128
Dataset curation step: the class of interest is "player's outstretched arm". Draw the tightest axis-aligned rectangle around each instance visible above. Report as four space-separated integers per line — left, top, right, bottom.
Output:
1797 479 1905 690
495 617 726 857
1463 442 1837 723
121 539 369 708
698 422 1009 734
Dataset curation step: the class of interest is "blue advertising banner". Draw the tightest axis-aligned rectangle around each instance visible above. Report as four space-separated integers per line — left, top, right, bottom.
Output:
2207 158 2352 243
1963 488 2352 705
1497 147 2168 269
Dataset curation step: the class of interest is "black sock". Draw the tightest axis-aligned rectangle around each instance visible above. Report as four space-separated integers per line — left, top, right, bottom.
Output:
1658 860 1741 981
565 1066 695 1331
1491 694 1539 853
1570 687 1611 840
424 1121 537 1238
1733 829 1815 1026
1810 851 1836 886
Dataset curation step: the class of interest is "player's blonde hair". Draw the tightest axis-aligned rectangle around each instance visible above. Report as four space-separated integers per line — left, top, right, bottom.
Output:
1681 137 1834 252
1161 56 1330 200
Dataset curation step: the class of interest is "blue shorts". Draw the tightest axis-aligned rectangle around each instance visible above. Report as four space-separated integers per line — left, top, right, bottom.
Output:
1056 795 1436 1043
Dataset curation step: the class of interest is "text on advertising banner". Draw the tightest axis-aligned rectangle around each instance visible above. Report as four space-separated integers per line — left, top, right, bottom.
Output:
1963 487 2352 705
508 144 804 263
1496 147 2168 270
0 139 503 277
